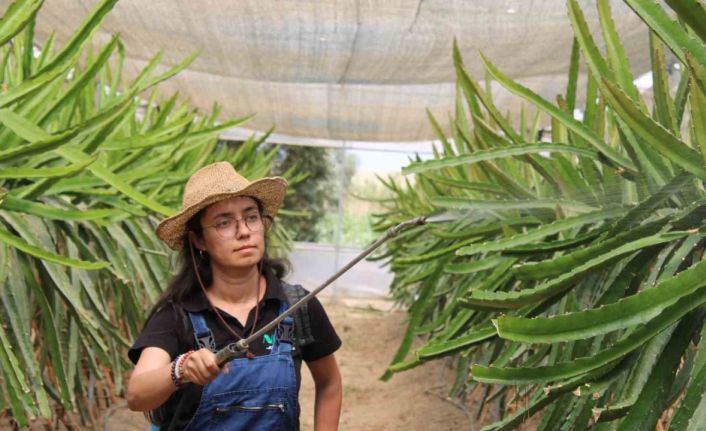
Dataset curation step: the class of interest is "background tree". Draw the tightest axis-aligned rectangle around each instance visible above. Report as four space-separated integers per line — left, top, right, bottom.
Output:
271 144 352 242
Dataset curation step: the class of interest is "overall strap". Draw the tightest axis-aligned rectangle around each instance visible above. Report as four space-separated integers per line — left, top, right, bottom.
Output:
280 281 315 347
272 300 294 354
187 312 217 352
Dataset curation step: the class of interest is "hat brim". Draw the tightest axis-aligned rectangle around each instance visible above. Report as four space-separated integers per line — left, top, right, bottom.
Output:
156 177 288 250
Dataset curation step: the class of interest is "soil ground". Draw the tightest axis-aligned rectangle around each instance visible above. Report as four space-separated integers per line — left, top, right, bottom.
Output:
101 297 535 431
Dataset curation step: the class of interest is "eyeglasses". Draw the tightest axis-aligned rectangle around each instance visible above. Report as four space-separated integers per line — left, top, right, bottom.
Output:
200 212 265 239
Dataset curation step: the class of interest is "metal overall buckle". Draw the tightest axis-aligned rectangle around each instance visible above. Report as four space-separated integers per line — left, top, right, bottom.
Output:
197 333 217 352
277 317 294 344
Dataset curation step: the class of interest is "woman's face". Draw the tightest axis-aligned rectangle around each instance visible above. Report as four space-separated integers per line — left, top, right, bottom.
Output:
190 196 266 270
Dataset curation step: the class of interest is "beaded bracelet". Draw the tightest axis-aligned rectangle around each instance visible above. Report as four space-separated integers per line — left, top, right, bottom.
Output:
177 350 195 385
170 356 181 387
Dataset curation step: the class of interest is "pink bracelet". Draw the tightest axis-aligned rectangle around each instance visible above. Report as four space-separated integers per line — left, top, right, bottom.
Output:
178 350 195 385
174 354 185 381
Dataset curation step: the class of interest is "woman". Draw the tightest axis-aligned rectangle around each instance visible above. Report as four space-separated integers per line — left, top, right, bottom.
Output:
126 161 343 430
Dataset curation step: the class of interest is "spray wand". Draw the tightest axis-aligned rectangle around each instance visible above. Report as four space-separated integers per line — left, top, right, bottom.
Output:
215 215 427 366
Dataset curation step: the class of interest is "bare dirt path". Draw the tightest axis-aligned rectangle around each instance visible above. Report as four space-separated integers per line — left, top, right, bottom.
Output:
299 298 469 430
104 298 530 430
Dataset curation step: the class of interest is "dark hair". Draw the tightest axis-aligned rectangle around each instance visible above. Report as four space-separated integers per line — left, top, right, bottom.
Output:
144 197 289 325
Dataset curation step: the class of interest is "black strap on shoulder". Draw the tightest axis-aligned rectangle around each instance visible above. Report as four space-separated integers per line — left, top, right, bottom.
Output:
280 281 315 347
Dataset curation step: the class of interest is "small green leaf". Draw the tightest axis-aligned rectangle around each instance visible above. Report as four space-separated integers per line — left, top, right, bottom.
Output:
0 156 97 179
623 0 706 67
601 79 706 180
403 144 598 175
0 226 107 270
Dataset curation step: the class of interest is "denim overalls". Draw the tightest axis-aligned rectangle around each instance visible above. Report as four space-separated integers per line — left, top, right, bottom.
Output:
151 300 299 430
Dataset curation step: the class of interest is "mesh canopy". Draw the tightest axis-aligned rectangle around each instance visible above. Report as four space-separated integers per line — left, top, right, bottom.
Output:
16 0 652 142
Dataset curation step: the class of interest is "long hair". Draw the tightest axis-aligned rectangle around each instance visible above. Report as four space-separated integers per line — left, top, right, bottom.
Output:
143 197 289 326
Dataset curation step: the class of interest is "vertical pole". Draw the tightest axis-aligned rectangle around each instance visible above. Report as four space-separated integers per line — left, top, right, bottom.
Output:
332 143 346 300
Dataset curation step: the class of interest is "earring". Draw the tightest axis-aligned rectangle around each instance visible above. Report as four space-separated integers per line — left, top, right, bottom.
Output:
198 249 206 259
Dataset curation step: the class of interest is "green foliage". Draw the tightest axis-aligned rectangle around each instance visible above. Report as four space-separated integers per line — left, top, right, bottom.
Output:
0 0 293 426
374 0 706 429
271 145 336 241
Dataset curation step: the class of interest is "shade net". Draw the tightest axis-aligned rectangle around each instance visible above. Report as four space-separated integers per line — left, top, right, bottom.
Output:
6 0 654 142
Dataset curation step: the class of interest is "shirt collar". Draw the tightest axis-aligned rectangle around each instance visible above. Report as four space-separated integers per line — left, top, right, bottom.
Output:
182 265 287 312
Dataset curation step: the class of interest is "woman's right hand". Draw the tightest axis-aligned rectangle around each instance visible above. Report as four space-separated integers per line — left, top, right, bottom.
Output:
181 348 221 386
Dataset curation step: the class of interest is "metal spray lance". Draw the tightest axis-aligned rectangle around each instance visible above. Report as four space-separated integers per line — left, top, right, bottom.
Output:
215 216 427 366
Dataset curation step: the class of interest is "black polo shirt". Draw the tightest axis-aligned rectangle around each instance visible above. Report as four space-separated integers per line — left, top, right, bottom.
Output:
128 269 341 430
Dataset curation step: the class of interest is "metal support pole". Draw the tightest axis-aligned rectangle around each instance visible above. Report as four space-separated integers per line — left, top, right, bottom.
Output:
332 143 346 300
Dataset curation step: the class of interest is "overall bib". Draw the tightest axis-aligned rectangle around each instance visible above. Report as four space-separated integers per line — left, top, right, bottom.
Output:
177 300 299 431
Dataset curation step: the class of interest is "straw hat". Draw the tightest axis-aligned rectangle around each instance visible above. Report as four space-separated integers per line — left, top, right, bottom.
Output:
156 161 288 250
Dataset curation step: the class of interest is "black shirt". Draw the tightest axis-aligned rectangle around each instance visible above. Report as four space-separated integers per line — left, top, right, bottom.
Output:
128 268 341 430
